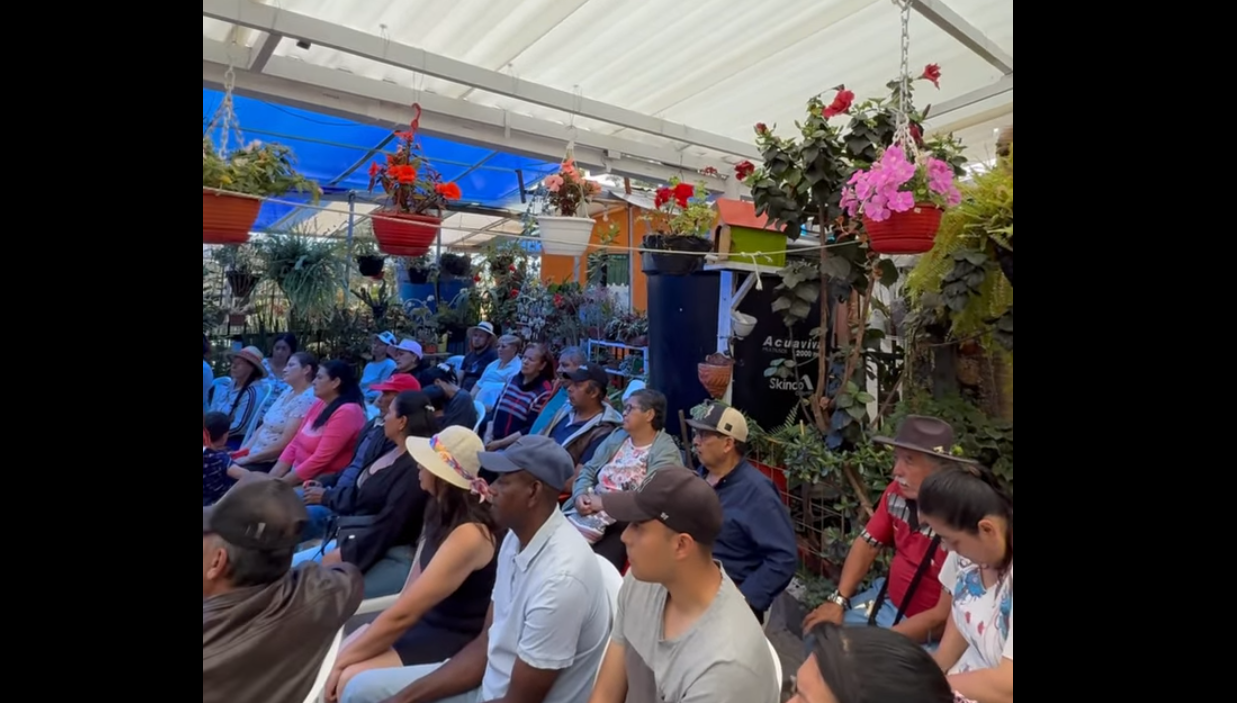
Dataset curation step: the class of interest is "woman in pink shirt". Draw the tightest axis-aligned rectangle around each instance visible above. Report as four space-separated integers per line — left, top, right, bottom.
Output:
271 360 367 484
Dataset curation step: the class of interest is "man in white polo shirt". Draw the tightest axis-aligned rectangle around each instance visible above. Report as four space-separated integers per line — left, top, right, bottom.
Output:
341 435 610 703
588 467 779 703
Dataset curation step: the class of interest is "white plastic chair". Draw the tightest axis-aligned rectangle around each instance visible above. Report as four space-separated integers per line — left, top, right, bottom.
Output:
595 554 623 622
472 399 486 433
446 355 464 376
621 379 645 402
302 627 344 703
767 639 782 697
241 386 273 446
354 593 400 617
210 377 232 406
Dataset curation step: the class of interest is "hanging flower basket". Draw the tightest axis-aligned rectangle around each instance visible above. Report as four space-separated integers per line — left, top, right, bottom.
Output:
537 215 596 256
863 203 943 255
697 353 734 399
641 234 711 276
356 254 386 279
203 192 261 245
372 210 441 257
225 270 260 300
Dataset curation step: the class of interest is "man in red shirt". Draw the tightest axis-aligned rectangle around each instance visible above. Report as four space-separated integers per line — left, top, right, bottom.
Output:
802 416 979 645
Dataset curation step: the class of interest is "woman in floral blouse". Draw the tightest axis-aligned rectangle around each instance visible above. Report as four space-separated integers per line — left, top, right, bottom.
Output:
236 352 319 472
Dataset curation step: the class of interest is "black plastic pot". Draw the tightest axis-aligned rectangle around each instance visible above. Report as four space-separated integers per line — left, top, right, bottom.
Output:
225 270 259 300
356 254 386 278
641 234 711 276
994 244 1013 285
407 268 432 284
440 253 472 278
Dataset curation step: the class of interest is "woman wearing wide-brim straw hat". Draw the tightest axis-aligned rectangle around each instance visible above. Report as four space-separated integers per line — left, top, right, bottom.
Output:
326 426 503 694
209 345 266 449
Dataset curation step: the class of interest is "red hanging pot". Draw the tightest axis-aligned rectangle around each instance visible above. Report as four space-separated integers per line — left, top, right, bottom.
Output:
864 203 943 255
203 191 261 244
372 210 442 257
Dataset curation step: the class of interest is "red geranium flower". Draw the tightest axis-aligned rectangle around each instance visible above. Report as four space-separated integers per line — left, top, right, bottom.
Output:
922 63 942 88
672 182 694 208
734 160 755 181
654 186 673 208
823 88 855 118
755 122 768 134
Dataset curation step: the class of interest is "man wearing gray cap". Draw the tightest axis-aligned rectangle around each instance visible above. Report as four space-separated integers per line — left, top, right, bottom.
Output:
204 474 364 703
340 435 610 703
588 467 779 703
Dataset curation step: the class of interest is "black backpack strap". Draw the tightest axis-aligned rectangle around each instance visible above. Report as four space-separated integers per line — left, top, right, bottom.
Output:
893 534 942 625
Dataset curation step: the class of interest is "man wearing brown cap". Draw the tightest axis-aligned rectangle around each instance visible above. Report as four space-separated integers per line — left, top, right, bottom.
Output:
589 467 779 703
204 474 364 703
801 415 978 647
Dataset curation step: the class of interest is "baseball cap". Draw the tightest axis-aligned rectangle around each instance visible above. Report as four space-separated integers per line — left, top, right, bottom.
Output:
370 373 422 393
477 435 575 491
202 474 308 551
685 401 749 442
392 339 423 357
375 331 398 346
561 364 609 388
603 467 723 545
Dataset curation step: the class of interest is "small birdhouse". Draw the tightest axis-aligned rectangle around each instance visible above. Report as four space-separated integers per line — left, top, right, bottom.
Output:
714 199 788 269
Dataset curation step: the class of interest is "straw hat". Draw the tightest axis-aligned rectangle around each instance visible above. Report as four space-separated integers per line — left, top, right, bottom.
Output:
228 346 267 378
406 426 485 491
468 321 495 339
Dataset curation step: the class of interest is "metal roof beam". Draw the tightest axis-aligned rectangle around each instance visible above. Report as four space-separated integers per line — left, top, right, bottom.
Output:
248 32 282 72
202 0 762 160
202 51 734 192
924 73 1012 122
910 0 1013 74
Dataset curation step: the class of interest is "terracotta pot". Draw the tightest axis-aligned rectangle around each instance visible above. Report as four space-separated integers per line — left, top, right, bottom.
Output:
203 191 261 244
372 210 442 256
697 353 734 399
864 204 943 255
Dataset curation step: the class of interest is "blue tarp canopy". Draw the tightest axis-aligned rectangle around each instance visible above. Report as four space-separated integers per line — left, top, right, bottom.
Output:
203 89 558 235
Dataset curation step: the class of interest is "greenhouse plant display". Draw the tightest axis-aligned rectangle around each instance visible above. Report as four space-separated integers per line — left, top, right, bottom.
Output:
367 104 462 256
536 155 601 256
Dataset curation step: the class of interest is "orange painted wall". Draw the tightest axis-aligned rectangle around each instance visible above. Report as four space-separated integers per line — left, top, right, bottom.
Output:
540 205 651 312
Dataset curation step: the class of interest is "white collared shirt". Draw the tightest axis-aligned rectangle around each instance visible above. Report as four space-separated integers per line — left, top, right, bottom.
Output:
481 510 611 702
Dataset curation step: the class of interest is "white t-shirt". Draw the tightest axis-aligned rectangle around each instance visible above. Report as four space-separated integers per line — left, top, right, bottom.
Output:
938 552 1013 674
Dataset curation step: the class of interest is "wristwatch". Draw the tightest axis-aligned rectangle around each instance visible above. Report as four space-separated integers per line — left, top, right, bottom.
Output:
826 591 851 610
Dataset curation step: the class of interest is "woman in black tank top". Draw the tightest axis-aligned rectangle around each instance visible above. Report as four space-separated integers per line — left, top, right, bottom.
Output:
325 427 503 700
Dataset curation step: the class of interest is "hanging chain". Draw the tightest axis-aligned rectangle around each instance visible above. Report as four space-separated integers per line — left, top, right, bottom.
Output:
891 0 919 158
206 62 245 156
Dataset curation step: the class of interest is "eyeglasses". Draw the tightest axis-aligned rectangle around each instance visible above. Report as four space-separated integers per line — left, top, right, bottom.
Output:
622 404 646 414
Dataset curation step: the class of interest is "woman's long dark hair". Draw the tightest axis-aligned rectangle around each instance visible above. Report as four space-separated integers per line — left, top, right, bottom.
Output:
808 623 953 703
313 360 365 430
918 468 1014 570
392 391 439 439
273 332 299 355
228 357 262 417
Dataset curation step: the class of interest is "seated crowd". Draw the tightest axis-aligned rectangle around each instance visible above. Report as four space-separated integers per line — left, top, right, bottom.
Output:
204 331 1013 703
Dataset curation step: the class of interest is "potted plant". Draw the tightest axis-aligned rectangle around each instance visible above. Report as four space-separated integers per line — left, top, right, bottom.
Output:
212 245 262 301
536 155 602 256
352 239 386 280
840 142 961 254
203 137 321 244
367 104 463 256
439 252 472 279
641 178 716 276
406 255 439 284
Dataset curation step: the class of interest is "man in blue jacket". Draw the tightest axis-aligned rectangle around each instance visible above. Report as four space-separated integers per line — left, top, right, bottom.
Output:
687 401 797 622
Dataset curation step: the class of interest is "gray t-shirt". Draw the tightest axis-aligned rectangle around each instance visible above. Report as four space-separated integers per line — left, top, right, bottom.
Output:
612 567 778 703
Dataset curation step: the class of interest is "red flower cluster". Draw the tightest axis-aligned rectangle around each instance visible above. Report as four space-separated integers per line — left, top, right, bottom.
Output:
922 63 942 88
823 88 855 118
654 182 695 209
755 123 768 135
734 160 755 181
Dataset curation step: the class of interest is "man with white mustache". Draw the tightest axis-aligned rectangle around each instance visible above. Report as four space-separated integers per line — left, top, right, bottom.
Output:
801 415 980 648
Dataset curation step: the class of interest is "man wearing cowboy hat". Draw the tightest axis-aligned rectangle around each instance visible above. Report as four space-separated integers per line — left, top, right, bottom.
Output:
802 415 979 646
460 321 498 392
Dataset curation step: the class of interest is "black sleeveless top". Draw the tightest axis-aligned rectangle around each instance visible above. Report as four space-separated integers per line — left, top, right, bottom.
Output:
416 523 500 635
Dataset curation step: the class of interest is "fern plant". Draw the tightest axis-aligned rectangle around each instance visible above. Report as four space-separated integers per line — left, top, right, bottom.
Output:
906 149 1013 340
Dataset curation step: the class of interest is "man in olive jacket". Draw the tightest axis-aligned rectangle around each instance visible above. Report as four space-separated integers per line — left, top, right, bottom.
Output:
204 475 363 703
